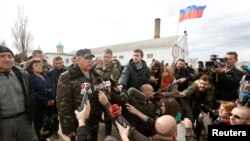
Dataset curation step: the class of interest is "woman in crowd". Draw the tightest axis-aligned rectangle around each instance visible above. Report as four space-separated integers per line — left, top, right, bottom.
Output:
112 59 124 73
26 59 57 141
149 60 162 92
161 66 179 97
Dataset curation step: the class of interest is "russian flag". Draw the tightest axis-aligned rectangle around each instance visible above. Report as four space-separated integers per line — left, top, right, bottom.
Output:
179 5 206 22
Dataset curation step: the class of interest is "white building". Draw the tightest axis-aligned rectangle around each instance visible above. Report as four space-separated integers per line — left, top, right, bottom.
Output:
89 33 188 66
45 19 190 67
71 19 189 66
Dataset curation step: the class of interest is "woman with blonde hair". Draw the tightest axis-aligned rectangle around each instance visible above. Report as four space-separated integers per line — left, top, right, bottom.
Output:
161 66 179 98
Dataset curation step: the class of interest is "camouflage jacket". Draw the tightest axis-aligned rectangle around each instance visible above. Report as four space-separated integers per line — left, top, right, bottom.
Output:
95 63 120 84
183 80 215 109
56 65 104 134
42 60 52 73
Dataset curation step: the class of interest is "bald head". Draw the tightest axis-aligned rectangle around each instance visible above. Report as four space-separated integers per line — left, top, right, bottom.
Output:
155 115 177 137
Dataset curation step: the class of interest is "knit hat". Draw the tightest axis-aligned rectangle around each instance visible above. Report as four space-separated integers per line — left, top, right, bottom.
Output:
0 45 14 56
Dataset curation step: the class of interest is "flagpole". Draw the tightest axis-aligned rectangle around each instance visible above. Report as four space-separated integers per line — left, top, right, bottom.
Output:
175 21 180 42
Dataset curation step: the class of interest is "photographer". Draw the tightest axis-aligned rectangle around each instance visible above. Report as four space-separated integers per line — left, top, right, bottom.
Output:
211 51 243 101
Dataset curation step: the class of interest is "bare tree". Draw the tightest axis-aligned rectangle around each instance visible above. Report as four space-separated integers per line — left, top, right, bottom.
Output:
12 6 33 62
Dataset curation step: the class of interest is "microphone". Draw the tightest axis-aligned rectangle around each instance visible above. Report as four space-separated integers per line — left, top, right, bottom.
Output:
94 77 111 99
127 88 147 105
77 82 92 112
108 104 127 128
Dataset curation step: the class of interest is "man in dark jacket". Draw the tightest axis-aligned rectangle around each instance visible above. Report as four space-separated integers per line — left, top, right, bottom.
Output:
48 56 67 138
49 56 67 88
0 45 37 141
211 51 243 101
118 49 150 91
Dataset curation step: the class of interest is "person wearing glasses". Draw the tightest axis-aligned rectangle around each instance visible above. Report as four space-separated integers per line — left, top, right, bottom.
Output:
230 106 250 125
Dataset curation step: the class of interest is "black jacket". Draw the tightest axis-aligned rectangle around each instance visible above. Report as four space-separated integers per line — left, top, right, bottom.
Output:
118 59 150 90
213 67 243 101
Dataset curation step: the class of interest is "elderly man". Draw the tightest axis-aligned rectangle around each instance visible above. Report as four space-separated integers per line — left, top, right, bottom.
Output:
230 106 250 125
0 45 37 141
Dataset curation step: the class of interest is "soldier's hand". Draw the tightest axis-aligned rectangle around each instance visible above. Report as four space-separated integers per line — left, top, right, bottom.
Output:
98 90 109 106
67 131 76 138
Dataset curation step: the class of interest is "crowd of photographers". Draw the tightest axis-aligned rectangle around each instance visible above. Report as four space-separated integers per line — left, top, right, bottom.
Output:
0 44 250 141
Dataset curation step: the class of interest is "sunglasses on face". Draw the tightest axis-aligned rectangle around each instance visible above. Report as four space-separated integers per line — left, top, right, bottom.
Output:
230 113 249 120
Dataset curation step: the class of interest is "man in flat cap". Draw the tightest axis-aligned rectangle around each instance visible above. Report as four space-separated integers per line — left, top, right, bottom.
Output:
0 45 38 141
57 49 105 141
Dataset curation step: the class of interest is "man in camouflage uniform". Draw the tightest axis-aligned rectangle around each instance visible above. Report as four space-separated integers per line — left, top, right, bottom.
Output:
95 49 120 136
57 49 104 141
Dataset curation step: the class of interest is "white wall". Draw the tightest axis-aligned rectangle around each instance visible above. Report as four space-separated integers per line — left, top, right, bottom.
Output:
44 54 74 67
94 47 175 67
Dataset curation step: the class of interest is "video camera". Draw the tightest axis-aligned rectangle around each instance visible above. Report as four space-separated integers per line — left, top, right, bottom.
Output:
199 104 218 121
205 54 227 69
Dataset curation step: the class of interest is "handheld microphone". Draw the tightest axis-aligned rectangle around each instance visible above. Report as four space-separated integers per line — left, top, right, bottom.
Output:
108 104 127 128
94 77 111 99
77 82 92 112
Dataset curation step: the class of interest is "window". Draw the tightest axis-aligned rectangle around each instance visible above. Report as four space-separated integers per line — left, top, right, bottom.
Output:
113 56 117 59
147 54 153 58
119 55 124 59
66 58 69 64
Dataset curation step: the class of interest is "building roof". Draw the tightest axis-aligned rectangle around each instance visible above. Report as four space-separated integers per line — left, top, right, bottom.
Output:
44 52 74 56
71 36 179 54
56 42 64 48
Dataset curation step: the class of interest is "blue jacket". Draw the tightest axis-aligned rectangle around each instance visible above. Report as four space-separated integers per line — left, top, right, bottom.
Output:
29 73 56 106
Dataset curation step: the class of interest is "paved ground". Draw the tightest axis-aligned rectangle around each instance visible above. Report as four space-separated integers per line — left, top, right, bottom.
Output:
48 122 120 141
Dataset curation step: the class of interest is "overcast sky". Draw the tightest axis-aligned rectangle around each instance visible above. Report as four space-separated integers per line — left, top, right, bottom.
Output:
0 0 250 62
